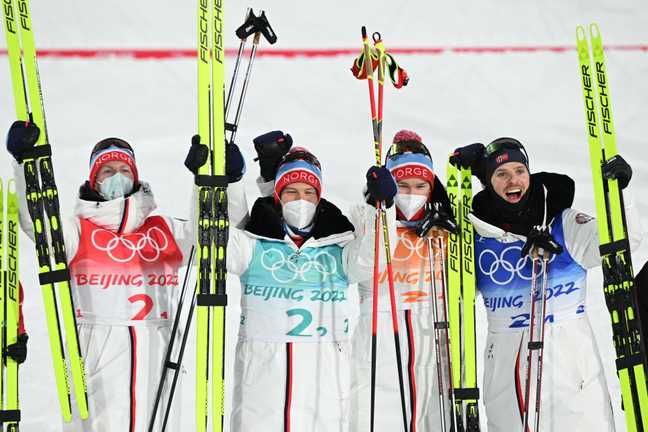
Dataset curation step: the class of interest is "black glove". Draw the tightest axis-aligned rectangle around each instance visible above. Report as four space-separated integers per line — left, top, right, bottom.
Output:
365 166 397 208
226 143 245 183
603 155 632 190
416 203 458 237
4 333 28 365
253 130 292 181
449 143 485 170
6 120 40 163
184 134 210 175
521 226 563 257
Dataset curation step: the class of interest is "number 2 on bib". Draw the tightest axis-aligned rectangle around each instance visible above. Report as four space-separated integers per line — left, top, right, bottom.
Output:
287 308 313 337
129 294 153 320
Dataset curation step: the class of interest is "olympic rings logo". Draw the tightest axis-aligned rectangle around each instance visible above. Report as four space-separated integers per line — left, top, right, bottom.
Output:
478 245 555 286
91 227 169 263
392 231 442 263
260 248 338 283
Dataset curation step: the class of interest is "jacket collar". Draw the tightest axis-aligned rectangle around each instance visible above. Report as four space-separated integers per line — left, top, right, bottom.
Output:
74 181 157 234
244 196 355 248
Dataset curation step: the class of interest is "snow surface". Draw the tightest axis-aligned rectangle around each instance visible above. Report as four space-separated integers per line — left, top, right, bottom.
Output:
1 1 647 430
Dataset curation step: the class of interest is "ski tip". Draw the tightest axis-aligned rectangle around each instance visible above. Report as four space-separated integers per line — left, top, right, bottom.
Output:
576 25 586 40
361 26 367 38
589 23 601 39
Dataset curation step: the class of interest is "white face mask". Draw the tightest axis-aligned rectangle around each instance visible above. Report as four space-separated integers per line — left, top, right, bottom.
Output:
282 199 317 230
98 172 134 200
395 193 427 220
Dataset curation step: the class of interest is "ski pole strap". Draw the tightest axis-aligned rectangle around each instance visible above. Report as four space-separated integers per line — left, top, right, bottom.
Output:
165 360 180 370
197 293 228 306
599 239 631 256
528 341 544 350
195 175 228 187
0 409 21 422
225 122 238 132
454 387 480 400
350 47 379 80
38 268 71 285
434 320 449 329
20 144 52 161
384 53 409 88
235 10 277 44
615 353 646 371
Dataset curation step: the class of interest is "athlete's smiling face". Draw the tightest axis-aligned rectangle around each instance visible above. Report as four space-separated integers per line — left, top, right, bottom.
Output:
490 162 530 204
96 160 134 184
280 182 319 204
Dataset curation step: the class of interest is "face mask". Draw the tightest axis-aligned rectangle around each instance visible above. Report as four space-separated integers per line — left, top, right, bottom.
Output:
98 172 134 200
282 199 317 230
395 193 427 220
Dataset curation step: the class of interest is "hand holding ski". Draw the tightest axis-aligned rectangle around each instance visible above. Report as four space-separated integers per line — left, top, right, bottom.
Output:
576 23 648 432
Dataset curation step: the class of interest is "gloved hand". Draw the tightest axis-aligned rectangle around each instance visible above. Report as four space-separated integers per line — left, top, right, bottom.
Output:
365 165 397 208
253 130 292 181
416 203 458 238
449 143 485 169
185 135 246 183
603 155 632 190
521 226 563 257
184 134 209 175
4 333 28 365
225 143 245 183
6 120 40 163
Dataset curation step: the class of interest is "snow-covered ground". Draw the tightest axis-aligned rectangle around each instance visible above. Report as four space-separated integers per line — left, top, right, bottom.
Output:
1 1 647 430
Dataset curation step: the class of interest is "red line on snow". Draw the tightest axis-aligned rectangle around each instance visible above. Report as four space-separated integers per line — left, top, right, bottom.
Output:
1 45 647 59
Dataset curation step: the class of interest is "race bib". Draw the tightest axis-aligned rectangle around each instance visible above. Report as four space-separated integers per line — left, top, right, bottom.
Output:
70 216 183 324
239 241 350 342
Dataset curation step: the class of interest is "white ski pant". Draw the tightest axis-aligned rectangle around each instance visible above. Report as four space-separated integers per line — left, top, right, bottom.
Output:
350 309 449 432
483 316 615 432
63 322 179 432
231 339 351 432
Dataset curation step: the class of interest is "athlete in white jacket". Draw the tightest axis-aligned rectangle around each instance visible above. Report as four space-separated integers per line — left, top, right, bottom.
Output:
452 138 639 432
350 130 454 432
225 132 375 431
6 122 246 431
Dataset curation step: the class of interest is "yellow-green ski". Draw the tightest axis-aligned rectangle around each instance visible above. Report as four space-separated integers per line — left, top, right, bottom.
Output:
447 161 482 432
2 180 21 431
1 0 88 422
0 179 4 423
460 168 480 431
446 161 464 431
195 0 228 431
576 23 648 432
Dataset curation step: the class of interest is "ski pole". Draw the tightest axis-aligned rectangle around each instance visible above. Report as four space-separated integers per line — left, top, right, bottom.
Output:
438 234 462 432
225 8 253 120
162 285 198 431
362 26 408 432
426 234 453 432
532 249 551 432
522 248 542 432
523 191 552 432
148 247 195 432
226 10 277 145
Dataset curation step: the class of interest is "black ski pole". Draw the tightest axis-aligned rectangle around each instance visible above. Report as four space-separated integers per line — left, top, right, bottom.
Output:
148 246 195 432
